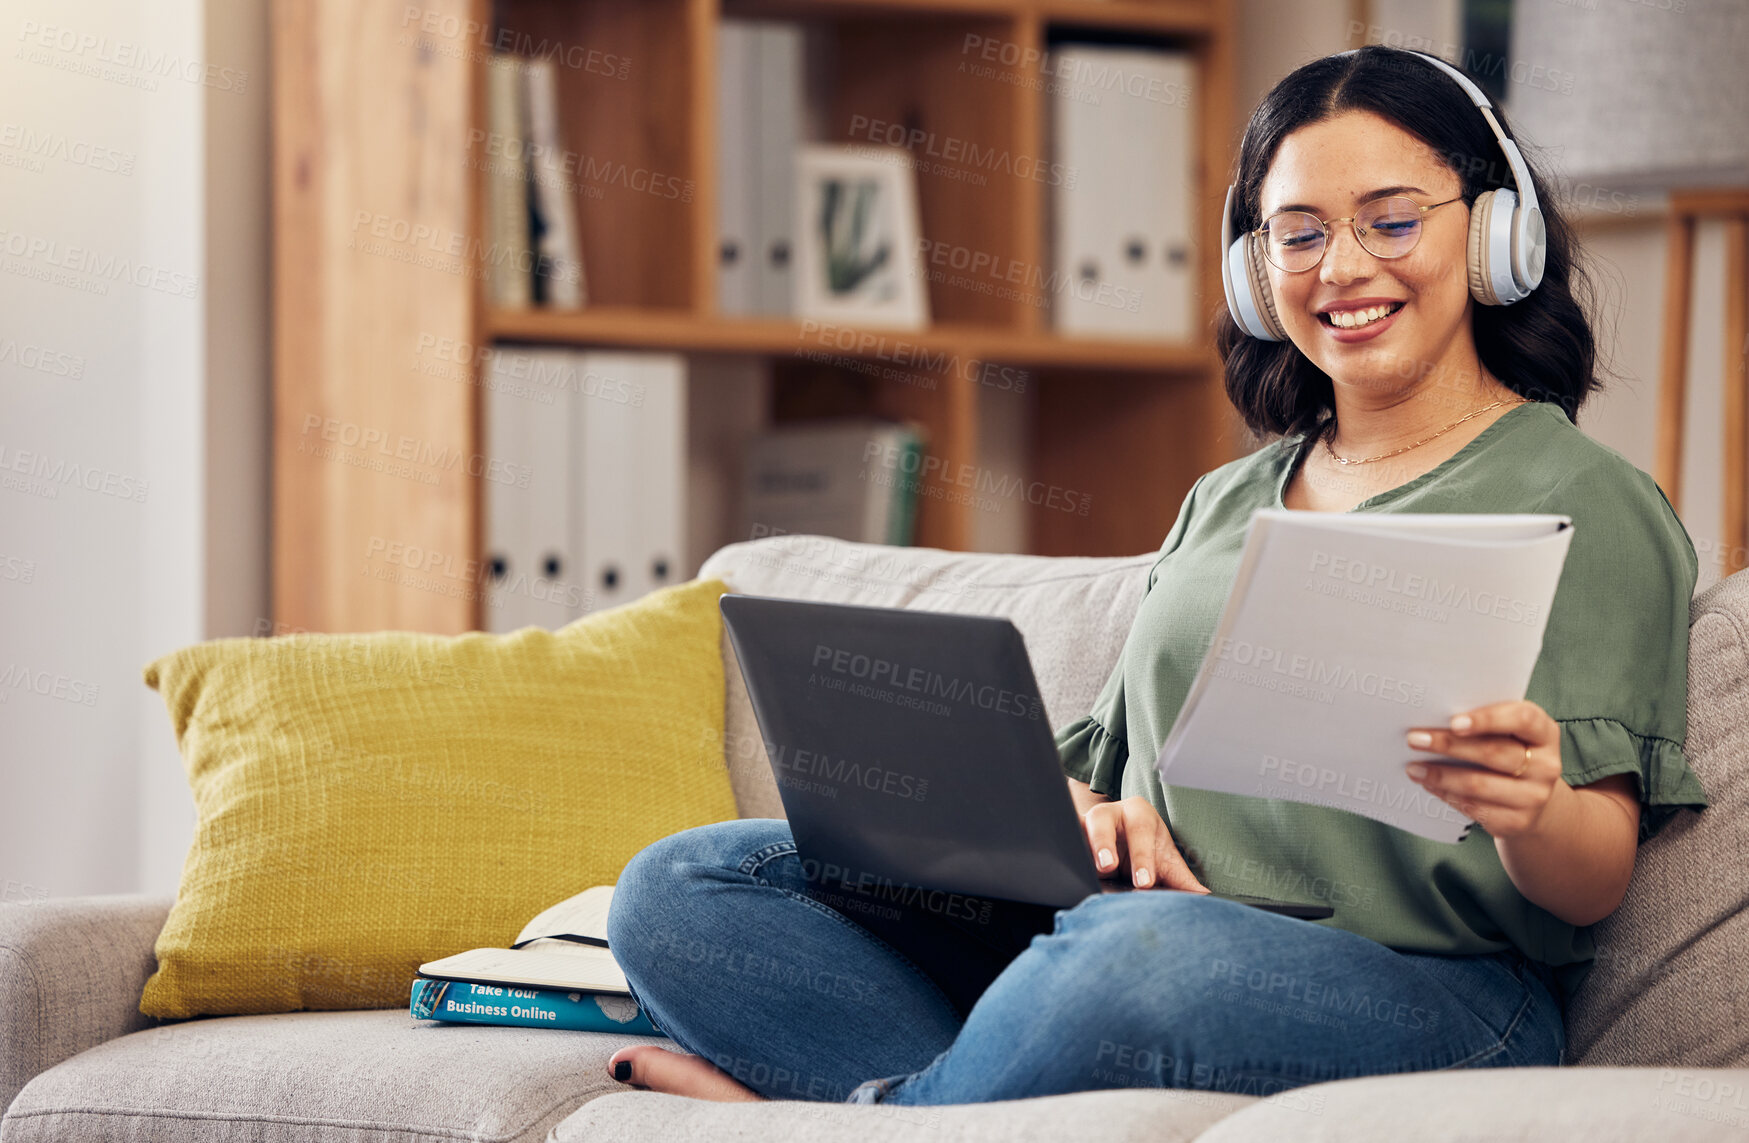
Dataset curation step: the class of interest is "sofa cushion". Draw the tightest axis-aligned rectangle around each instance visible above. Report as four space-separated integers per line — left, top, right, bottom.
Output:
552 1087 1255 1143
698 537 1156 818
138 578 739 1019
0 1009 663 1143
1194 1066 1749 1142
1565 569 1749 1067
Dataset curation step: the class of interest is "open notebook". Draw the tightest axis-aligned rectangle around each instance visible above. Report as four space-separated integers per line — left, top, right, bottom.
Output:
1155 510 1575 844
417 885 627 995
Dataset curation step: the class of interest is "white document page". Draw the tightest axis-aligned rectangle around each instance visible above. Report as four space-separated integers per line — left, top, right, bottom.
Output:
1154 510 1574 844
515 884 614 946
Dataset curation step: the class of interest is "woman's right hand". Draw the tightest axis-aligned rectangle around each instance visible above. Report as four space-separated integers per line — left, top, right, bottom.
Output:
1081 796 1211 892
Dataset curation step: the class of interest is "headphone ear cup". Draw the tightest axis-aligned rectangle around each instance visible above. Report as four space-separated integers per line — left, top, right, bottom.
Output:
1243 232 1288 341
1467 190 1500 306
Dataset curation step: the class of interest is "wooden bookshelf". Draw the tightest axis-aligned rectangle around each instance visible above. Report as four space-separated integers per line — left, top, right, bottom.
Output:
273 0 1240 634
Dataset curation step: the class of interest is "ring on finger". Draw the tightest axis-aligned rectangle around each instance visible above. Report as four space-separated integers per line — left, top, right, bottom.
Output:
1513 745 1531 779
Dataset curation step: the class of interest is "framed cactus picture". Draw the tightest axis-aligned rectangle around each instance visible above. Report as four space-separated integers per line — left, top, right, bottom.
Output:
794 144 929 330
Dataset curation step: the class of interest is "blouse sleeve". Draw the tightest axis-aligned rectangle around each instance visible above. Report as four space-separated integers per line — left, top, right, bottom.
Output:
1056 474 1207 797
1530 459 1709 841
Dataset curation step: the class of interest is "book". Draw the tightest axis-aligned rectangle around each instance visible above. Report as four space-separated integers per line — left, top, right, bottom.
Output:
412 885 658 1034
884 429 923 546
1154 511 1575 843
523 57 586 309
741 419 925 546
410 979 659 1035
484 53 533 309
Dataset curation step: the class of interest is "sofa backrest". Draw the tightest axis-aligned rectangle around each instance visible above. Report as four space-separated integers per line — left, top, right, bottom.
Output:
700 535 1749 1068
1563 570 1749 1067
697 536 1154 819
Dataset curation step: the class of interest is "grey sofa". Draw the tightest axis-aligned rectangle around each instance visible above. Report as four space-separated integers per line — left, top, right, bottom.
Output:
3 535 1747 1142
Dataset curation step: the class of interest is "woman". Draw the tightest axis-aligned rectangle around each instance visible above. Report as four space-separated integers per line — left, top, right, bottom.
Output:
602 45 1708 1105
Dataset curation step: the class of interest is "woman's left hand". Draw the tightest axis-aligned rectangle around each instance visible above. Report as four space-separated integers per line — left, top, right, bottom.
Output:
1404 700 1564 839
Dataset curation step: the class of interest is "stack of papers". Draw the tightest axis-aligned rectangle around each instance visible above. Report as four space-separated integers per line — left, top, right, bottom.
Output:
1155 511 1573 843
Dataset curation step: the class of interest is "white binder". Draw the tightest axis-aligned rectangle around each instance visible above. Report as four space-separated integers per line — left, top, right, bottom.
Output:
483 350 689 627
715 22 758 315
574 353 687 611
631 356 687 597
1050 46 1196 339
753 23 803 316
483 349 577 632
482 352 524 633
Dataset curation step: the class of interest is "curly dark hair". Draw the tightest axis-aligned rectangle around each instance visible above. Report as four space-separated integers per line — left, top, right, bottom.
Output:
1217 45 1602 441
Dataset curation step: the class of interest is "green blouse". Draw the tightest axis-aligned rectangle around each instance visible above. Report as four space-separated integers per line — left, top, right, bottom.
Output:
1055 400 1709 1001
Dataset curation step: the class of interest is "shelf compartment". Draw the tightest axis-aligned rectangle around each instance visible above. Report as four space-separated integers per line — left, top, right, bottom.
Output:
1028 368 1233 556
816 15 1030 329
769 356 980 550
494 0 702 309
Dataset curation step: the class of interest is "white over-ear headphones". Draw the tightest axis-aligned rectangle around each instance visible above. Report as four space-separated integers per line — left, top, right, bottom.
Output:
1222 49 1548 343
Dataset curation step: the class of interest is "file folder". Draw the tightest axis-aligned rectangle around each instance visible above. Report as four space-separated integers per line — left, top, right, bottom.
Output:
1050 46 1196 339
716 22 758 315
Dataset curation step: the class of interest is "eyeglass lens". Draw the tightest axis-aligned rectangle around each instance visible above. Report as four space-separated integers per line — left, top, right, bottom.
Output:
1261 197 1429 271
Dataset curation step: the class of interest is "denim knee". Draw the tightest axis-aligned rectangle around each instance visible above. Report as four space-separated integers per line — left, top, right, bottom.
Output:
606 819 791 986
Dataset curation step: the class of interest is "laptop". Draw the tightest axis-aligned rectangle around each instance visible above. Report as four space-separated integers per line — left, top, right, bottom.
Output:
718 593 1333 920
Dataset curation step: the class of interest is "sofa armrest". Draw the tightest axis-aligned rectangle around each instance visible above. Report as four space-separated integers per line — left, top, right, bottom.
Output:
0 895 172 1114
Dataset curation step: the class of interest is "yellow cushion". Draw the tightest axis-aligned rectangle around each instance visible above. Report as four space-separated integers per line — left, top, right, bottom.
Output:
140 577 738 1019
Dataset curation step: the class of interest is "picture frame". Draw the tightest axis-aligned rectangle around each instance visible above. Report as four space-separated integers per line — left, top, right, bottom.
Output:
794 144 930 330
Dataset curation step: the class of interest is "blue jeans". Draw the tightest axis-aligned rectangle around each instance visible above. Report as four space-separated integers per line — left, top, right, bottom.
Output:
606 819 1565 1106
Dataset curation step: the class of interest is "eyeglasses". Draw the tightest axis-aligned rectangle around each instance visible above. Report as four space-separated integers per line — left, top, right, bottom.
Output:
1255 195 1465 273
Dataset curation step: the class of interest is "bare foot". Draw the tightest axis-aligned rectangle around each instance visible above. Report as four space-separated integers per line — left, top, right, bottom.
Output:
606 1045 765 1101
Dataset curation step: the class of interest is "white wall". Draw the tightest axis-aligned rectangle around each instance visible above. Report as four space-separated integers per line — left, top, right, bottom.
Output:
0 0 269 902
1579 216 1732 594
1235 0 1352 124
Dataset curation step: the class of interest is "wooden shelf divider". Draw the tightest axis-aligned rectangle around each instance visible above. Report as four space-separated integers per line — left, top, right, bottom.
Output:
486 306 1215 372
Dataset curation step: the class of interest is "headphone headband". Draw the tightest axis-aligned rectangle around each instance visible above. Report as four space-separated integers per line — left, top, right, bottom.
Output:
1334 49 1539 217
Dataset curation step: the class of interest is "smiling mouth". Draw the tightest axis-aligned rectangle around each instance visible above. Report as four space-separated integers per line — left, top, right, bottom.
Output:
1318 302 1405 329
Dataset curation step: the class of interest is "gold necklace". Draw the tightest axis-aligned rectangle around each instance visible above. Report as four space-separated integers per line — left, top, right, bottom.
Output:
1321 397 1529 466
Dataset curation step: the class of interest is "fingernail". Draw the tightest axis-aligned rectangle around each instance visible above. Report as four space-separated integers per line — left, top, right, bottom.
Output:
1406 730 1432 748
1450 715 1472 732
1097 848 1114 869
1135 867 1152 887
613 1060 631 1082
1406 762 1427 780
